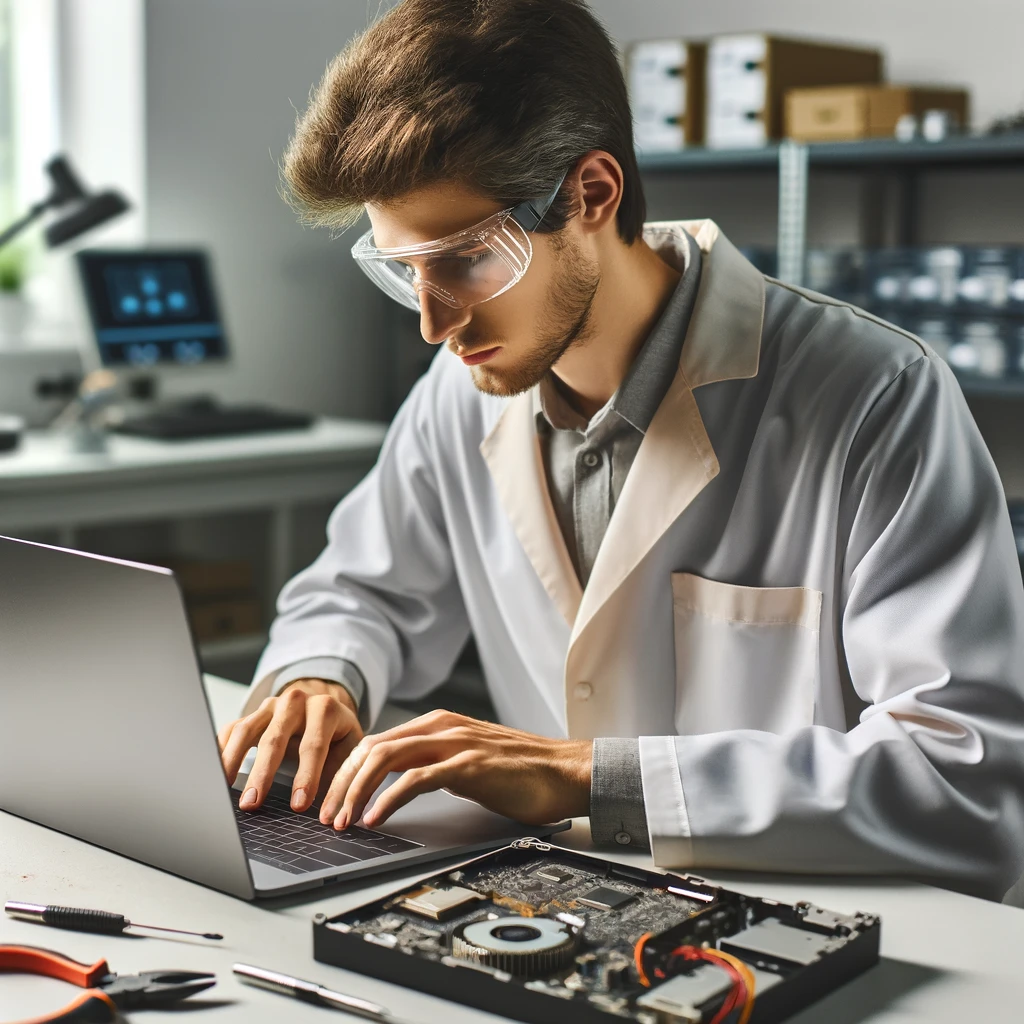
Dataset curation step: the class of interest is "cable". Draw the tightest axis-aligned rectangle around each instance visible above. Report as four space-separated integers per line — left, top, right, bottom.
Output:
633 931 654 987
632 933 758 1023
702 949 756 1024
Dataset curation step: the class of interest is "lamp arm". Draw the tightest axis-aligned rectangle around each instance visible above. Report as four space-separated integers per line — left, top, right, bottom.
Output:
0 199 52 251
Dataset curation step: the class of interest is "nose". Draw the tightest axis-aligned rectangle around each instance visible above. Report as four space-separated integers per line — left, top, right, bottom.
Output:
419 291 472 346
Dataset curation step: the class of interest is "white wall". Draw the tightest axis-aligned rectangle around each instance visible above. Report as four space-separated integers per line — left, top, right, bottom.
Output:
143 0 393 417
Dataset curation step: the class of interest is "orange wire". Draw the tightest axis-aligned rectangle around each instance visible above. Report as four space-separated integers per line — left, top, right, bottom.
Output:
703 949 757 1024
633 931 654 987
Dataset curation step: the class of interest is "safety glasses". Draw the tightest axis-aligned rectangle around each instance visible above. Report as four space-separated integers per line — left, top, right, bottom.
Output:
351 173 567 311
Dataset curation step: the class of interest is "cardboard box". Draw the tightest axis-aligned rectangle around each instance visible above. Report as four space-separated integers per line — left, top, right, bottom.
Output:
707 34 883 148
786 84 970 141
627 39 707 150
188 597 263 642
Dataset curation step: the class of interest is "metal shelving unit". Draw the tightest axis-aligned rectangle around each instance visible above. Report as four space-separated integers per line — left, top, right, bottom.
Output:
638 132 1024 280
638 133 1024 399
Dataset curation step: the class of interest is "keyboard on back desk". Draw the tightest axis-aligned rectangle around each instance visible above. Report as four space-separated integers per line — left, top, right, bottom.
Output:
234 789 421 875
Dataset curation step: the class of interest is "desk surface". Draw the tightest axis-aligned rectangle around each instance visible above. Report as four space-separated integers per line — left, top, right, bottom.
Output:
3 676 1022 1023
0 418 388 490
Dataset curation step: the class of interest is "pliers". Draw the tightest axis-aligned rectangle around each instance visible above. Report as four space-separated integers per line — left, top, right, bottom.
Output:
0 944 215 1022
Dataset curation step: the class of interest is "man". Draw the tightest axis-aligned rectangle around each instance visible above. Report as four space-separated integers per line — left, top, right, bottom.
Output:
217 0 1024 900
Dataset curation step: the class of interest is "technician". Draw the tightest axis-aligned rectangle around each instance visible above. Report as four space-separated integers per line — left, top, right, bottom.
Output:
218 0 1024 900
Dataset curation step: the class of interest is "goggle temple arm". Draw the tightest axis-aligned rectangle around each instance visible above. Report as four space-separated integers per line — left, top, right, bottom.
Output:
508 170 569 232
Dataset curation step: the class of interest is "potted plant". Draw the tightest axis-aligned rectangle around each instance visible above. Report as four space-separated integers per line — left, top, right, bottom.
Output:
0 245 30 345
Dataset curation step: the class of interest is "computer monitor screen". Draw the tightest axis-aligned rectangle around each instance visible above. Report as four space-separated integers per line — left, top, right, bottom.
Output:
76 249 229 367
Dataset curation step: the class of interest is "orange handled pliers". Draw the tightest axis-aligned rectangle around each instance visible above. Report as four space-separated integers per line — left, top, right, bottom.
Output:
0 944 215 1023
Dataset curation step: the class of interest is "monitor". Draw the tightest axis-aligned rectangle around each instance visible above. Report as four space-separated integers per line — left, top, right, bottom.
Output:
76 248 229 368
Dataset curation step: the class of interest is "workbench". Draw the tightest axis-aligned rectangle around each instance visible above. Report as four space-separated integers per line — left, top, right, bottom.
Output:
2 675 1023 1022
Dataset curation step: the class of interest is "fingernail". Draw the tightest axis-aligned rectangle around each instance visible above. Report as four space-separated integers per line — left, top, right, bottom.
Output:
319 808 333 825
292 788 307 811
334 810 349 830
240 788 258 810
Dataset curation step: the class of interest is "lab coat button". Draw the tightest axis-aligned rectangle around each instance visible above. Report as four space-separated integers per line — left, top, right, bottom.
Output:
572 681 593 701
581 450 600 468
614 831 632 845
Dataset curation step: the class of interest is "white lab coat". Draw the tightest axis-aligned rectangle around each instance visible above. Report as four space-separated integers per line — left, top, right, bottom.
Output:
246 220 1024 900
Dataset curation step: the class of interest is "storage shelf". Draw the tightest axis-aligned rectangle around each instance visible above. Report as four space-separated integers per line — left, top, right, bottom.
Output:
638 132 1024 174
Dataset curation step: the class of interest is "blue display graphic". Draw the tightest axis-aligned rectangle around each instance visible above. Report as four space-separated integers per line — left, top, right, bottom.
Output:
106 261 199 323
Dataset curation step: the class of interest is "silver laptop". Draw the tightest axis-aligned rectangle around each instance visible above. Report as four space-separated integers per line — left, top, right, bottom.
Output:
0 535 568 898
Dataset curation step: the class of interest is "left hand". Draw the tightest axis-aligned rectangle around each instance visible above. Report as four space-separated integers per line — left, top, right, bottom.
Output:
318 709 592 830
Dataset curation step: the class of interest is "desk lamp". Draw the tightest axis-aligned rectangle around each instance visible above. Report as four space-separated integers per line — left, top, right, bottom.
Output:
0 154 129 251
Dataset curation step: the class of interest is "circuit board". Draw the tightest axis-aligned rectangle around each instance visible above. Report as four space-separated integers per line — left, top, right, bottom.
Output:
313 839 880 1023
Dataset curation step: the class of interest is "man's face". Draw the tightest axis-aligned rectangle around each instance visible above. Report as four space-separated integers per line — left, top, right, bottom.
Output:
365 182 600 396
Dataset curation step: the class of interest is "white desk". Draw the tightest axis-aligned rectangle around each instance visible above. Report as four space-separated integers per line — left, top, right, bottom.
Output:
2 675 1023 1023
0 420 386 664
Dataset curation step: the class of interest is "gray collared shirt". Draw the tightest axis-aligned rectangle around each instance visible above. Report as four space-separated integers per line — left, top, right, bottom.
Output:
274 231 703 852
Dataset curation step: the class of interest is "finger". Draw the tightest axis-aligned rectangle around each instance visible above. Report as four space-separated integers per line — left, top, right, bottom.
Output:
363 759 464 827
240 696 306 810
315 732 361 804
220 704 274 783
217 717 240 753
336 735 452 830
319 734 373 825
317 713 457 824
290 697 350 812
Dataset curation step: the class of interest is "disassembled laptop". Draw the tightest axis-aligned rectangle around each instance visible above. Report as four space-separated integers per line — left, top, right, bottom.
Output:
314 838 880 1024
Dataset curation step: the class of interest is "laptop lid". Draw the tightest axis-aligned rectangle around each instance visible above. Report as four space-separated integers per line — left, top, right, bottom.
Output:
0 536 256 899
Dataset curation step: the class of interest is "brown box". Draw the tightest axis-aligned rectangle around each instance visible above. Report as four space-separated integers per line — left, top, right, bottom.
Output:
708 34 883 147
786 84 970 141
188 597 263 643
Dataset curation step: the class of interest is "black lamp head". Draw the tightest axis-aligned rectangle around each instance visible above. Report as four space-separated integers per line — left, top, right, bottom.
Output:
42 154 130 248
45 190 130 248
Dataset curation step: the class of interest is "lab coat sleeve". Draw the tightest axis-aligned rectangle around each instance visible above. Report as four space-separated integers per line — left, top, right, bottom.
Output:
640 354 1024 899
243 361 471 727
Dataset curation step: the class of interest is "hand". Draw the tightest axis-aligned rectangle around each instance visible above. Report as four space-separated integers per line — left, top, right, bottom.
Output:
317 710 592 831
217 679 363 814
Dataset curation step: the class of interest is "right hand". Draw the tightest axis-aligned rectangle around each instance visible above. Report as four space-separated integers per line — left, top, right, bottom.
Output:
217 678 363 814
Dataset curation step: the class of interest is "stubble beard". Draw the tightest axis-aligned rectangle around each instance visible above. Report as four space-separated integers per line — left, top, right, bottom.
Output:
468 238 601 398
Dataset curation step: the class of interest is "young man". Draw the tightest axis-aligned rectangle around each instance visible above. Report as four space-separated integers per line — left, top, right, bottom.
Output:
217 0 1024 899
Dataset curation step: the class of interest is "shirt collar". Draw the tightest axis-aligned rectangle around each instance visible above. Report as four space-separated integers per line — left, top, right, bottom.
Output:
535 228 703 436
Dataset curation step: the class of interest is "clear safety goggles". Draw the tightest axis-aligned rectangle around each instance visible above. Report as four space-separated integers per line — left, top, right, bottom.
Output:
351 173 567 312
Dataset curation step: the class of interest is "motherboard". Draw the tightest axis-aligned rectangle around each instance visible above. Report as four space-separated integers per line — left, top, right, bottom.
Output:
313 839 880 1023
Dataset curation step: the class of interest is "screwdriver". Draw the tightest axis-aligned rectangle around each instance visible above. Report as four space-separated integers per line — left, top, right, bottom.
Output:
4 901 223 940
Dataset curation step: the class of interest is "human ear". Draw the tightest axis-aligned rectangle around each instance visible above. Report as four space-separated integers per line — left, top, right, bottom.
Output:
571 150 623 236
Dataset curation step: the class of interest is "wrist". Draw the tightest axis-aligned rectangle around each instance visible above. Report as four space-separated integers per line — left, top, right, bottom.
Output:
562 738 593 816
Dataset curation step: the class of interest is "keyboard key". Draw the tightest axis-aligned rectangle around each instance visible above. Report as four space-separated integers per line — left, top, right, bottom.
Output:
311 847 361 867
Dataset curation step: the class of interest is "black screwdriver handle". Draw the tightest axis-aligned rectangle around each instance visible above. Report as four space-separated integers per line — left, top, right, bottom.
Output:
42 906 128 935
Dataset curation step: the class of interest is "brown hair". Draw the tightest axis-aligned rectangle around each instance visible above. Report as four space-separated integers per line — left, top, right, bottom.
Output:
283 0 646 243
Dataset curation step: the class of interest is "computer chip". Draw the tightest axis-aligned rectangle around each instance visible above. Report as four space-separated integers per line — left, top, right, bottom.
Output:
577 886 634 911
399 885 484 921
534 867 574 884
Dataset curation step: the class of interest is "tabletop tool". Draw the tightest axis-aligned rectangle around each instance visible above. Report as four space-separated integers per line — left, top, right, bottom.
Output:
0 944 215 1023
4 901 223 941
233 963 418 1024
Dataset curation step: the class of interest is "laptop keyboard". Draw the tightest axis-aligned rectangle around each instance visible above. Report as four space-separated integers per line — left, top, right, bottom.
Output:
235 789 421 875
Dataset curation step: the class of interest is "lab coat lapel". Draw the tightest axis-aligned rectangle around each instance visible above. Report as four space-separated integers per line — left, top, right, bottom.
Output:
568 222 766 648
480 391 584 627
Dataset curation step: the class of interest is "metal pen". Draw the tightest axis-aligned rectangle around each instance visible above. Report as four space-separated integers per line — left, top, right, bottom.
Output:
233 963 417 1023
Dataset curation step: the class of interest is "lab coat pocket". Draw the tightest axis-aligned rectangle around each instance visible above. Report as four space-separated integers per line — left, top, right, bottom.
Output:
671 572 822 736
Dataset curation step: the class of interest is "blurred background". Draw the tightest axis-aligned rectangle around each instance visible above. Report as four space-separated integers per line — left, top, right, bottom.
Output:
0 0 1023 697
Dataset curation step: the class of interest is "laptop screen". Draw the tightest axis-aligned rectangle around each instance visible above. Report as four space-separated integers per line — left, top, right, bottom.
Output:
76 249 229 368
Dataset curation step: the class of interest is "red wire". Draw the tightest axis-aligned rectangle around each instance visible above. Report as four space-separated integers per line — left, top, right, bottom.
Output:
668 946 747 1024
